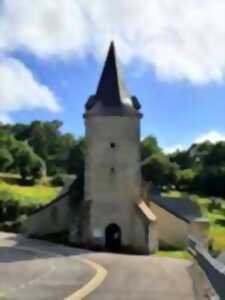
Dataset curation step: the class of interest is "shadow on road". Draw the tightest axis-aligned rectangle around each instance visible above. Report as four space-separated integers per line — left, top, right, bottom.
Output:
0 233 88 262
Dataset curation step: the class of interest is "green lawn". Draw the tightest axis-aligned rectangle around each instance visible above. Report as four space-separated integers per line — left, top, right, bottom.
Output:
0 178 61 207
0 173 224 254
163 190 225 252
154 250 191 260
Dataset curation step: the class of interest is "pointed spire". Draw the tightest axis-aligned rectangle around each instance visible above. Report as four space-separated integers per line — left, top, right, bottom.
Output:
95 41 129 107
85 41 141 115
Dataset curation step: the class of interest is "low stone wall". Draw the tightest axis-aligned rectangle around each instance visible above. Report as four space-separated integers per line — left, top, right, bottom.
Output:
188 237 225 300
21 192 71 236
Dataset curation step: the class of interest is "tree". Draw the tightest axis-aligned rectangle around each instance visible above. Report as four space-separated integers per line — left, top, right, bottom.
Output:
15 142 46 181
0 148 13 171
0 120 77 176
67 137 85 177
176 169 196 191
142 153 178 186
25 120 76 175
169 150 192 170
141 136 161 160
193 166 225 197
203 142 225 166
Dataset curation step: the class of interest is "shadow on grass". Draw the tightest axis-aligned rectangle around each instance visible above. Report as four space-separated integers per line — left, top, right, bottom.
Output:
215 219 225 226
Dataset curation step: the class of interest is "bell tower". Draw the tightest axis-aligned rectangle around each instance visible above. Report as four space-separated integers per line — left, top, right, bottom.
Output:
83 42 148 252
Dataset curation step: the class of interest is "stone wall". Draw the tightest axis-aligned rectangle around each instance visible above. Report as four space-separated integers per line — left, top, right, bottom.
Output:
151 202 189 248
189 237 225 300
21 192 71 236
84 115 148 252
189 219 209 247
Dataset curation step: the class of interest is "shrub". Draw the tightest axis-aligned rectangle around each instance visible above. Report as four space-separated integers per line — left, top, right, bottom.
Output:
0 188 42 222
0 190 20 222
208 197 222 212
51 174 75 187
0 148 13 171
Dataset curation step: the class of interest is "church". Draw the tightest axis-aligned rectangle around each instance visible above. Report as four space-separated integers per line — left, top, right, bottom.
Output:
22 43 209 253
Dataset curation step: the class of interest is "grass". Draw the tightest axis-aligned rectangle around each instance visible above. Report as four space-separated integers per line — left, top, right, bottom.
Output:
163 190 225 252
154 250 191 259
209 225 225 252
0 177 61 207
0 173 224 254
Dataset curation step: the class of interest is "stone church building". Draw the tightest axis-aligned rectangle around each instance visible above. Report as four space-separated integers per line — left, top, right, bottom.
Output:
22 43 209 253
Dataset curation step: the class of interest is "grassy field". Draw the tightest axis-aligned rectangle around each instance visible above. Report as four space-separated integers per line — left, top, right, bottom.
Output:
154 250 191 259
163 190 225 252
0 173 61 207
0 173 224 256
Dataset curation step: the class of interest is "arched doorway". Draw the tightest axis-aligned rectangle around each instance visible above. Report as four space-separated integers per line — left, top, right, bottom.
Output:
105 223 121 252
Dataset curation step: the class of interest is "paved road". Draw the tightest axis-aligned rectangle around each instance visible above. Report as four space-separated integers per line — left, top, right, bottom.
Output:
86 252 195 300
0 232 196 300
0 233 95 300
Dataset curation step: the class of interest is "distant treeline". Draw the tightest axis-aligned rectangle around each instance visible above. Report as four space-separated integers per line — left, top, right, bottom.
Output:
141 136 225 198
0 120 84 182
0 120 224 198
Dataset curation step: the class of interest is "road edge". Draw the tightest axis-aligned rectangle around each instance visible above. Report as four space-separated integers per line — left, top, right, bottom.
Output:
14 245 107 300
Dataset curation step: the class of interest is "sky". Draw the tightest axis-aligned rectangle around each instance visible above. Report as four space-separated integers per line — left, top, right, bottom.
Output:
0 0 225 152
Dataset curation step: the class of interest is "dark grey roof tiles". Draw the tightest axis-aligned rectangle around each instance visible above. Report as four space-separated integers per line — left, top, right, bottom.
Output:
85 42 141 116
151 195 202 223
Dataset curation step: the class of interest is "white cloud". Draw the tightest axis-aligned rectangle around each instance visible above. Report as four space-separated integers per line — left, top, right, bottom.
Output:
1 0 225 83
164 144 187 154
0 56 60 123
164 130 225 154
194 130 225 144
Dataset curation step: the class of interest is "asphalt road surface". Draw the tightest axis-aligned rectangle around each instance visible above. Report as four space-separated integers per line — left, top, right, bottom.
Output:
0 233 95 300
86 252 195 300
0 232 196 300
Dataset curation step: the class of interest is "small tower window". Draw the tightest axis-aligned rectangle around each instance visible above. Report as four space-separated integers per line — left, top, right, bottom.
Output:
110 142 116 148
110 167 115 174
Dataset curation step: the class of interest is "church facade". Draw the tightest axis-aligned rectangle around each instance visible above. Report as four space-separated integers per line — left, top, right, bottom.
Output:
22 43 208 254
80 42 156 253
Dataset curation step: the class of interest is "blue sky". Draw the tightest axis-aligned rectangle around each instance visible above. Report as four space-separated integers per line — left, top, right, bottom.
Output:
0 0 225 152
11 51 225 150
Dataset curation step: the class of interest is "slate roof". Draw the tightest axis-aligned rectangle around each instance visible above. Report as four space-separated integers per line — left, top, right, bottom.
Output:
151 195 202 223
85 42 142 116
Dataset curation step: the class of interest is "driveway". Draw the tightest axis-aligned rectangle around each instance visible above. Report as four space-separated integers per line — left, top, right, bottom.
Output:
0 233 95 300
0 232 195 300
85 252 195 300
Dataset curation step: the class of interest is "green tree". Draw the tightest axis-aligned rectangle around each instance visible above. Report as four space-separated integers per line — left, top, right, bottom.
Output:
0 148 13 171
15 142 46 181
142 153 178 186
176 169 196 191
141 136 161 160
193 166 225 197
67 137 85 177
203 142 225 166
169 150 192 170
